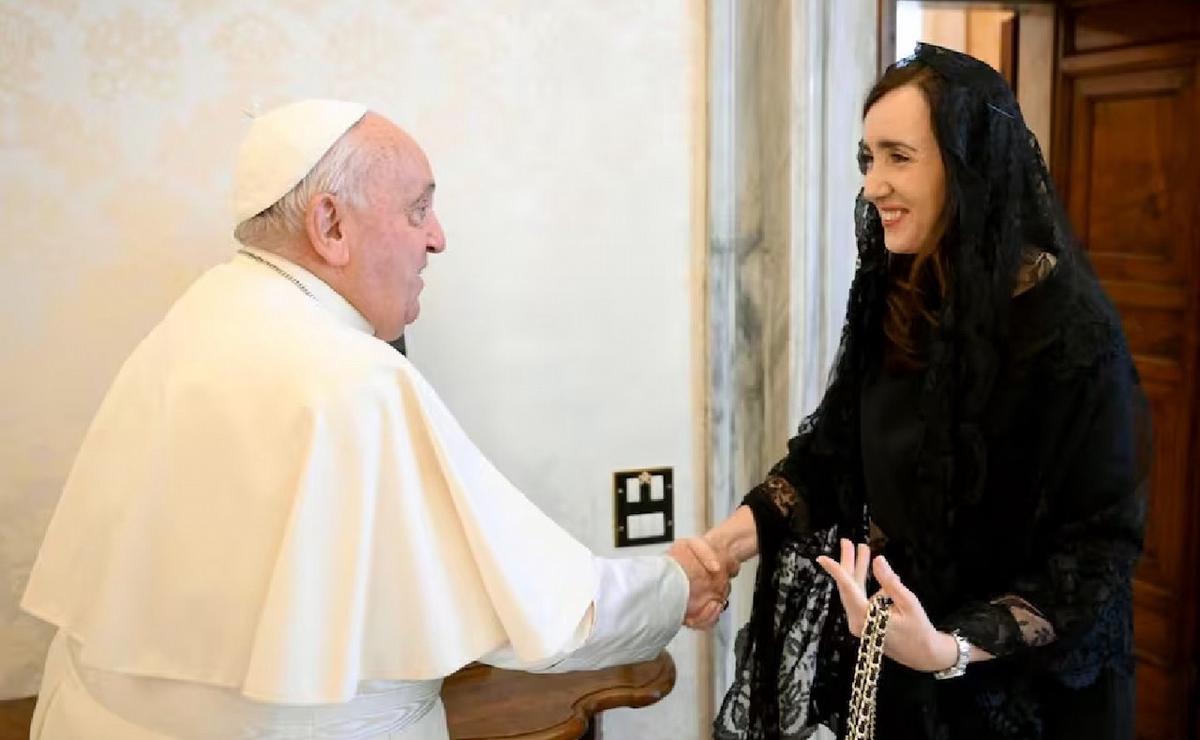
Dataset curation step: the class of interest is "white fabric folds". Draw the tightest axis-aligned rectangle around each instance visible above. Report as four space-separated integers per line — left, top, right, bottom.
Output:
22 249 596 704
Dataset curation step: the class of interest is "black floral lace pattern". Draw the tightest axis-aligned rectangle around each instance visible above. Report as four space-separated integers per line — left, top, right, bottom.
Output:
991 596 1055 648
761 475 800 516
715 531 839 740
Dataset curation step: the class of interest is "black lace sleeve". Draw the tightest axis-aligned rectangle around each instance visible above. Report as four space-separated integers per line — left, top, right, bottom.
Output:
743 472 811 550
939 356 1148 668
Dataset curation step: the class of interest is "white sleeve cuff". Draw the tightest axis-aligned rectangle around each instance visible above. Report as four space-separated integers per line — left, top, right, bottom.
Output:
533 554 686 673
480 554 687 673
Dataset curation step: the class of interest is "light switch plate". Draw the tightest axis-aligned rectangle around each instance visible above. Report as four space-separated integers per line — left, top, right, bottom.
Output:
613 467 674 547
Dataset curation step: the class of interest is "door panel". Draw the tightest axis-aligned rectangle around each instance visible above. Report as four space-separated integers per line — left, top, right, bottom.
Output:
1054 3 1199 737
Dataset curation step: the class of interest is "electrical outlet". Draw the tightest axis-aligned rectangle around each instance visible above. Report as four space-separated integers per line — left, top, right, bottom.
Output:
613 467 674 547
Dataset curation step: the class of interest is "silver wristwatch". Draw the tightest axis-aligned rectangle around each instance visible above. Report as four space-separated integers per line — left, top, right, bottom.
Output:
933 630 971 680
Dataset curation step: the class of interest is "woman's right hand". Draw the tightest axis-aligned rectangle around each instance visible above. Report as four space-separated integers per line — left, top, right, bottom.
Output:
703 505 759 565
672 506 759 630
667 505 761 630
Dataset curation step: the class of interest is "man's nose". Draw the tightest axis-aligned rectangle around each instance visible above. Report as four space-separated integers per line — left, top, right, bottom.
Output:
426 212 447 253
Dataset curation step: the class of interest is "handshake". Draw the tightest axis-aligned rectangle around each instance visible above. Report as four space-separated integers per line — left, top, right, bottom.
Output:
667 534 741 631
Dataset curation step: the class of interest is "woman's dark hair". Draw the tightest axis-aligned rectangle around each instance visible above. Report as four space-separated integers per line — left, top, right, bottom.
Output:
862 61 951 367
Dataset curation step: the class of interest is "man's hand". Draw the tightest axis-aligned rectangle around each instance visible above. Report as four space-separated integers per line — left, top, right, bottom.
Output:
668 537 738 630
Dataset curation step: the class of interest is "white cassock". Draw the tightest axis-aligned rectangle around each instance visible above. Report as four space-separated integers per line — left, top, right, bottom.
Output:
21 247 688 739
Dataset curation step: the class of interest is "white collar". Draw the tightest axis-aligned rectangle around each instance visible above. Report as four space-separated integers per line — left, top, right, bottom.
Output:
236 245 376 336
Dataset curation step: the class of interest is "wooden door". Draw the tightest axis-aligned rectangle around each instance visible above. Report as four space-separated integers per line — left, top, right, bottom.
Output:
1052 2 1200 738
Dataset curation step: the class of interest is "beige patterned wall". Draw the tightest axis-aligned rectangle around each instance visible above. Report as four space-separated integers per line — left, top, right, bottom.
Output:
0 1 709 735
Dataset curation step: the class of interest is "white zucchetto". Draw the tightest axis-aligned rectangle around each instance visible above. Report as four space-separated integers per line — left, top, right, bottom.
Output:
232 99 368 225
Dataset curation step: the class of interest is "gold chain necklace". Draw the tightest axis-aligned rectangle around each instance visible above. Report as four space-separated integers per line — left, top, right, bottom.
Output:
846 592 893 740
237 249 317 301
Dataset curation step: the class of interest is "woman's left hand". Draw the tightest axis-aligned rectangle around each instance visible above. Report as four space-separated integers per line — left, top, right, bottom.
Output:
816 539 959 673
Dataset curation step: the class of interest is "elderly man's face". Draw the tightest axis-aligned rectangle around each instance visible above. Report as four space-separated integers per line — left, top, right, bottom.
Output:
343 116 446 341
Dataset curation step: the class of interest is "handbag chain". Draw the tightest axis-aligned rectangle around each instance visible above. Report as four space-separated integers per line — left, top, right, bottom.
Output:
846 592 893 740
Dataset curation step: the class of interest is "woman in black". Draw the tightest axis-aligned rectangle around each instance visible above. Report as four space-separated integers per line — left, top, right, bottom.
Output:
704 44 1147 740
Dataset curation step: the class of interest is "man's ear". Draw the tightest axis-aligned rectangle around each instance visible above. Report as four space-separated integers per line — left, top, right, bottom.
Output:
305 192 351 267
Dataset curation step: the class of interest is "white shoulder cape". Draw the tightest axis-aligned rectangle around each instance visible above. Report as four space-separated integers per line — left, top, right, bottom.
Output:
22 250 595 703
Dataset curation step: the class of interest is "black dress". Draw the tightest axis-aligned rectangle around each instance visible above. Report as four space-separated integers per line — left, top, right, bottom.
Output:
856 273 1140 739
717 266 1146 740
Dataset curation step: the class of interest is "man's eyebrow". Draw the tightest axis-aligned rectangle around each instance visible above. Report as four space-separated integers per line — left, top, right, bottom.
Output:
408 183 436 205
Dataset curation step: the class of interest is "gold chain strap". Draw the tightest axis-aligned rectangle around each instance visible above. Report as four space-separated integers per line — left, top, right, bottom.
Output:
846 592 893 740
